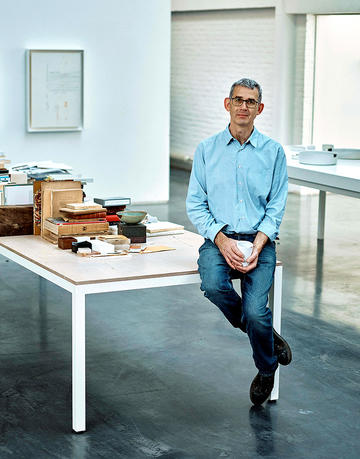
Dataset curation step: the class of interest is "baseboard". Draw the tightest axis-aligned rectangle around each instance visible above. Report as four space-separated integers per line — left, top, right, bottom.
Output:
170 155 193 171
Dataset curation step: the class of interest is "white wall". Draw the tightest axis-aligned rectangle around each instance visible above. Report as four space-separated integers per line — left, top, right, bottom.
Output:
0 0 171 203
172 0 276 11
292 14 306 144
284 0 360 14
273 11 306 145
172 0 360 14
302 14 316 145
171 8 276 160
170 0 360 159
170 5 307 160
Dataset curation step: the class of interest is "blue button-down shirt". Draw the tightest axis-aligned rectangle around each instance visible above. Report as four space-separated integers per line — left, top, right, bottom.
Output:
186 126 288 242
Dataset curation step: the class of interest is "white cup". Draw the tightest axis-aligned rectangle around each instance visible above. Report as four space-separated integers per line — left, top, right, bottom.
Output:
236 240 253 266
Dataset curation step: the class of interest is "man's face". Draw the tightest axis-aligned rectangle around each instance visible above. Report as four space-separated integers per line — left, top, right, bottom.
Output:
224 85 264 129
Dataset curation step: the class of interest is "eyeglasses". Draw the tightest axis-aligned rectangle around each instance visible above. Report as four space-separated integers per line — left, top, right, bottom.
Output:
230 97 259 108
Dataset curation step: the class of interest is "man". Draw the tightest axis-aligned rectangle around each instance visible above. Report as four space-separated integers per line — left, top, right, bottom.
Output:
186 78 292 405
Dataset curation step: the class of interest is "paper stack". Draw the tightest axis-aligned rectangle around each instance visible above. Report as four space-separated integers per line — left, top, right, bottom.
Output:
145 221 184 237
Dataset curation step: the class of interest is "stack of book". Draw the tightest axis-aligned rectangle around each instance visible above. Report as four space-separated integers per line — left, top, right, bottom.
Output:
44 202 109 236
145 221 184 237
94 196 131 215
0 156 10 182
0 167 9 183
0 154 11 205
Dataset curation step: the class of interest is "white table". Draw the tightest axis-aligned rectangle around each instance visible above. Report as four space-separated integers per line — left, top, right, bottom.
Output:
0 232 282 432
285 148 360 239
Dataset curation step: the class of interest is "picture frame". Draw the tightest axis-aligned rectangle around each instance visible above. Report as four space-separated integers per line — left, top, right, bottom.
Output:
3 184 34 205
26 49 84 132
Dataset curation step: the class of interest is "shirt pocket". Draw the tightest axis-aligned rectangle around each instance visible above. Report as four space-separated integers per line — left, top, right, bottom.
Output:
244 166 272 199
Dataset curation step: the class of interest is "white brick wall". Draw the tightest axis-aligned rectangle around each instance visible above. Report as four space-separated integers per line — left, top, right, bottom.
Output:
171 8 276 159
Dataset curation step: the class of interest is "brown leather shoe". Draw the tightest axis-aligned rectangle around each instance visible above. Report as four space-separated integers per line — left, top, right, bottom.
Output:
250 372 275 406
273 329 292 366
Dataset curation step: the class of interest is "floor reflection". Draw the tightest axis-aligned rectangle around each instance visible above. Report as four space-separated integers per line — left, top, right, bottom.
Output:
313 239 324 319
248 404 275 456
71 433 90 458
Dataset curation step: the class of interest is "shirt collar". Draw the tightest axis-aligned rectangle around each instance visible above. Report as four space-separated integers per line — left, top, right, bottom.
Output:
224 125 259 148
224 125 233 145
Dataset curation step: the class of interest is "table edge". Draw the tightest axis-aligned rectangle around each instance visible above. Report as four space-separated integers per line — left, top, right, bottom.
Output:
0 241 200 286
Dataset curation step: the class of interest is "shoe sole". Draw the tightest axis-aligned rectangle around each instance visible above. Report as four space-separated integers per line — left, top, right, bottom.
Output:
250 394 271 406
250 374 275 405
273 329 292 365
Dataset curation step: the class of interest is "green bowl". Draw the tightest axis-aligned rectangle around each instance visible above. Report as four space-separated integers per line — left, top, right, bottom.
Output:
116 210 147 224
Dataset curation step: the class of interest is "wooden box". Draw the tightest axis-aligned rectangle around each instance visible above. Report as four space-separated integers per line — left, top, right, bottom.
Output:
44 220 109 236
40 181 83 243
33 180 83 236
0 205 33 236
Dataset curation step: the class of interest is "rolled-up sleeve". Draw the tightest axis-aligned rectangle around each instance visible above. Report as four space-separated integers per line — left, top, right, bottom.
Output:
257 146 288 241
186 143 225 242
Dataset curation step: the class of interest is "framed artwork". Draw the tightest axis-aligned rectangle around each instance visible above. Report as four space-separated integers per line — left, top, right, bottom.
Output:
26 49 84 132
3 184 34 205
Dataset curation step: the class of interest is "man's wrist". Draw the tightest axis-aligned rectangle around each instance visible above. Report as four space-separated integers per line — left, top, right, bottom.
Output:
253 231 268 252
214 231 226 247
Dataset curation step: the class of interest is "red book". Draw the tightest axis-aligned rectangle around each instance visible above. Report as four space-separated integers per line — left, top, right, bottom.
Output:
106 215 120 222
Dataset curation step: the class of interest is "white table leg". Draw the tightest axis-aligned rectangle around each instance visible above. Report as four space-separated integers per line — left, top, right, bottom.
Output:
270 263 283 401
72 288 86 432
318 190 326 240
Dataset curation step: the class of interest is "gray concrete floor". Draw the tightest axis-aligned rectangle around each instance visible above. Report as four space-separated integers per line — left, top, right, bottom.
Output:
0 168 359 458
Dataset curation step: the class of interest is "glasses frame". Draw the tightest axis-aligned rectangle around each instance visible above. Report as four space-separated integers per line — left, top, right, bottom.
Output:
230 97 260 108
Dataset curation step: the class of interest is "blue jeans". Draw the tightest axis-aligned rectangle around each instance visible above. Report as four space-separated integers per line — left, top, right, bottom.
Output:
198 234 278 375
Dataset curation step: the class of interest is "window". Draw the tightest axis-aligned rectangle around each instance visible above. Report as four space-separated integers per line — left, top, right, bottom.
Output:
312 15 360 148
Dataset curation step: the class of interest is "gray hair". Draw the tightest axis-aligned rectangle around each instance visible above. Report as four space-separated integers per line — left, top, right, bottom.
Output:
229 78 262 103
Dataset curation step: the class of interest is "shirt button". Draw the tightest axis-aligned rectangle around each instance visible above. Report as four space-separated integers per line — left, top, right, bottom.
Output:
239 182 242 185
240 199 243 203
238 165 242 168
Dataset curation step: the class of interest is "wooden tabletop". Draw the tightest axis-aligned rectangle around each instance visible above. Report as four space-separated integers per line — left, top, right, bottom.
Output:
0 232 204 285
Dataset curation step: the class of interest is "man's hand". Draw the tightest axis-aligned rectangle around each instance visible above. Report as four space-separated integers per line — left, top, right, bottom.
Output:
241 231 269 273
241 246 260 273
214 232 245 271
214 231 269 273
